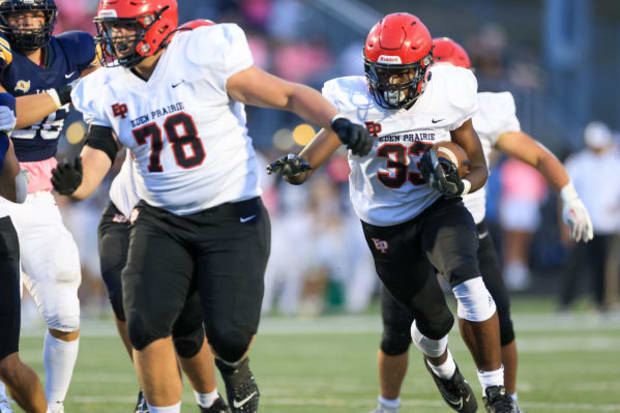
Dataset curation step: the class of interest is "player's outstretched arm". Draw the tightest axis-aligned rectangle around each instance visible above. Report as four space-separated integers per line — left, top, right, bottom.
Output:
451 119 488 193
227 66 373 156
268 127 343 185
495 130 593 242
0 137 26 203
0 83 70 130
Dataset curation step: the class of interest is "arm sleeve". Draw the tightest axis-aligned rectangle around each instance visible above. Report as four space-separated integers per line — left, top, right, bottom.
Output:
85 124 118 163
186 24 254 91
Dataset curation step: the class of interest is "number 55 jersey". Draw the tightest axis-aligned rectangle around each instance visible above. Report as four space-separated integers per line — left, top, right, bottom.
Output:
322 63 478 227
72 23 261 215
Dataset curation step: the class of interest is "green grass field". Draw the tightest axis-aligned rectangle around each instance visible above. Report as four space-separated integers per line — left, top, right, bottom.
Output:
14 298 620 412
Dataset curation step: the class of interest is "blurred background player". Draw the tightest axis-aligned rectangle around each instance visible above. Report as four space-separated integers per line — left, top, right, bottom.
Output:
94 17 229 413
0 1 97 411
50 0 372 412
0 93 50 413
269 12 519 413
559 121 620 313
365 36 593 413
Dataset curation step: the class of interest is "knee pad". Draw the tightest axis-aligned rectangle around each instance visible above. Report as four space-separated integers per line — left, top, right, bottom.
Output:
410 320 449 358
37 282 80 332
206 325 253 363
498 312 515 346
452 277 496 322
109 289 126 322
127 312 169 351
380 324 412 356
173 325 205 359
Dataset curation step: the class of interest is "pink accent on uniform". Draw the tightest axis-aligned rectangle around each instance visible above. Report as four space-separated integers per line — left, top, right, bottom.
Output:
500 158 547 202
19 157 57 193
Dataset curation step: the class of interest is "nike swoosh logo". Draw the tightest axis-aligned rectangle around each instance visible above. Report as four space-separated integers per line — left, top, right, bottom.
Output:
478 231 489 239
232 391 257 409
432 118 444 124
240 214 256 223
65 72 76 79
446 395 464 410
172 80 185 88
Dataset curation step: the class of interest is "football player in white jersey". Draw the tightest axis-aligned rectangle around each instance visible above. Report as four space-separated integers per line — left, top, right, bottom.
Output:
0 93 51 413
49 1 373 412
268 13 519 413
97 19 229 413
359 37 594 413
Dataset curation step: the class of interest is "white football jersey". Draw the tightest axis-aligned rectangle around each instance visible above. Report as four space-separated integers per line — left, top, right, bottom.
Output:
72 24 261 215
322 64 478 226
109 150 140 218
463 91 520 224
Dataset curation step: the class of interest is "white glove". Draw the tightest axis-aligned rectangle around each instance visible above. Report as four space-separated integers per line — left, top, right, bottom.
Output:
0 105 16 132
14 169 29 204
560 182 593 242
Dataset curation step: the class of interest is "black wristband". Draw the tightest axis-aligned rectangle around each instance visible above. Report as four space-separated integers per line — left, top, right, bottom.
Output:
55 85 73 106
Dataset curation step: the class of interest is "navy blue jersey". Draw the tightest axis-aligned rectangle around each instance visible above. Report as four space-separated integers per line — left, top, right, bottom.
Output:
0 31 95 162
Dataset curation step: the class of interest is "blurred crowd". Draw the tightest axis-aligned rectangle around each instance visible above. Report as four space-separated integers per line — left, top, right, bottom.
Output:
25 0 618 324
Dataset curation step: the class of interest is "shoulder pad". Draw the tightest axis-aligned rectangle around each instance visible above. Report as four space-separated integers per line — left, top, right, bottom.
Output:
56 31 96 71
475 91 520 137
322 76 372 113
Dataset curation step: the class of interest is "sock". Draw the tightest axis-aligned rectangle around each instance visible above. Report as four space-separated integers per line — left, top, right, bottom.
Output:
378 395 400 409
426 349 457 379
510 392 518 401
194 389 219 408
43 332 79 405
477 366 504 395
146 401 181 413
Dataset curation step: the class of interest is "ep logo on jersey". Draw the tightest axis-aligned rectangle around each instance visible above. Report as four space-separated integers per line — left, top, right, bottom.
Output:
365 121 382 137
371 238 389 254
112 103 128 119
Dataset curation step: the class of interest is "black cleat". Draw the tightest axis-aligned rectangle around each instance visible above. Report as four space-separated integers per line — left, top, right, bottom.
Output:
134 390 149 413
200 396 231 413
215 358 259 413
483 386 518 413
424 358 478 412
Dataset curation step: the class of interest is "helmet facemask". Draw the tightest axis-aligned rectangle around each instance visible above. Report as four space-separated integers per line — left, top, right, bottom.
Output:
0 3 57 52
94 6 171 68
364 53 432 110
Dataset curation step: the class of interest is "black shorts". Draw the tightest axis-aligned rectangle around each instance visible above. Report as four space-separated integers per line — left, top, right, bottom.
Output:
0 216 21 359
98 201 205 336
363 197 480 338
380 218 515 348
122 197 270 349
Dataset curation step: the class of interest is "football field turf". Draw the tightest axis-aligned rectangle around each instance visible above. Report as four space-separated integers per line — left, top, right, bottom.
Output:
16 298 620 413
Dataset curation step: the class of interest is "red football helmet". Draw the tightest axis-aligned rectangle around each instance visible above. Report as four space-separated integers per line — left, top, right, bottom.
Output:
94 0 178 68
432 37 471 69
364 13 433 109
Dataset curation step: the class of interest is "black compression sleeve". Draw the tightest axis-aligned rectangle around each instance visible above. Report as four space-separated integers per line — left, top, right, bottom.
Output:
85 125 118 163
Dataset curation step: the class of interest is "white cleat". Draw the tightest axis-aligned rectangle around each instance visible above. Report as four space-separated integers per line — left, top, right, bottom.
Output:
0 398 13 413
369 404 398 413
50 402 65 413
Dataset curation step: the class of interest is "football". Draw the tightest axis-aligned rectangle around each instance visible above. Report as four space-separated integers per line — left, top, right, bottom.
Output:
432 141 470 178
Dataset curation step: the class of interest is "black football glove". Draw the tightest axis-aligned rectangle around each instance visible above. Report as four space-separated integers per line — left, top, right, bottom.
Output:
51 157 83 195
266 153 312 176
331 117 373 156
419 149 464 198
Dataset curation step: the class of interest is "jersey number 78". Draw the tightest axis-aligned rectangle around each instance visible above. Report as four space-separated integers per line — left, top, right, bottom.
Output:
132 112 205 172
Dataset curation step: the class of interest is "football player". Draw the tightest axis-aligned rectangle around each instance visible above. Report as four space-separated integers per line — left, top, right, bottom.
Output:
361 37 594 413
50 1 372 412
95 17 228 413
268 13 519 413
0 1 97 412
0 93 50 413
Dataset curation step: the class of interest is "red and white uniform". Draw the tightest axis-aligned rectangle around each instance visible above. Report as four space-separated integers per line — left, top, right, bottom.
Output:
322 64 478 226
73 24 261 215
